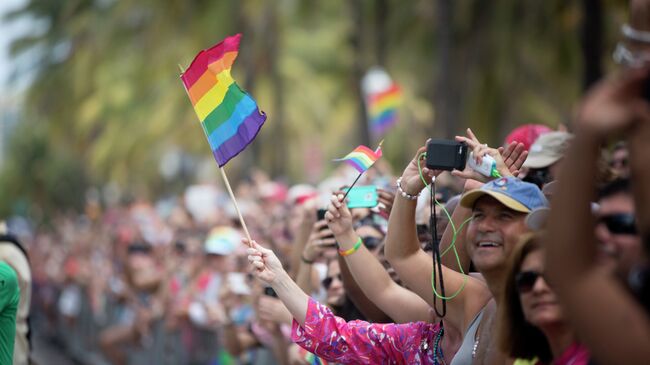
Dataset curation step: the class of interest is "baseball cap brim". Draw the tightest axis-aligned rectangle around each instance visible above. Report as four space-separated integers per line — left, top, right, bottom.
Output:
460 189 531 213
522 154 560 169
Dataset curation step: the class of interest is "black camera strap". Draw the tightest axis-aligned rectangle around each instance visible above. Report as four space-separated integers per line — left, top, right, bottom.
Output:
430 180 447 318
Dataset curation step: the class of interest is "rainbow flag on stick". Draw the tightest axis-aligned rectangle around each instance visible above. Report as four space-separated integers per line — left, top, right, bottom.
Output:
334 143 383 174
362 67 402 137
335 141 383 199
180 34 266 167
180 34 264 244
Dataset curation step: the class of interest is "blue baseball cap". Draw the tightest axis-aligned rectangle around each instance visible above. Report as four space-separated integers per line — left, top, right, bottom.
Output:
460 177 548 213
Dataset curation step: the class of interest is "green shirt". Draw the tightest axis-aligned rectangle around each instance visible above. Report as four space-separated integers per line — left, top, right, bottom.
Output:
0 261 19 365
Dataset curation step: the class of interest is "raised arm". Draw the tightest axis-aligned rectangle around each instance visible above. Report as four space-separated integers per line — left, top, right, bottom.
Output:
337 257 393 323
289 205 317 278
325 194 431 323
545 68 650 365
245 239 310 325
384 142 493 328
243 238 441 364
295 220 334 294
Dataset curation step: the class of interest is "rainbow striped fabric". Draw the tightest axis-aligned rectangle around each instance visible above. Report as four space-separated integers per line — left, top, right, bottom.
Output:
181 34 266 167
334 144 383 173
367 84 402 136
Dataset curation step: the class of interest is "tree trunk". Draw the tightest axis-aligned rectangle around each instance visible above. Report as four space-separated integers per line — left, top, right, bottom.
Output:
235 0 259 170
434 0 456 139
580 0 603 91
267 2 286 178
375 0 388 67
349 0 371 147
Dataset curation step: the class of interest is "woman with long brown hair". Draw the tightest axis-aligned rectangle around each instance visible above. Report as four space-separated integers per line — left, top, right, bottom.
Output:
498 233 589 365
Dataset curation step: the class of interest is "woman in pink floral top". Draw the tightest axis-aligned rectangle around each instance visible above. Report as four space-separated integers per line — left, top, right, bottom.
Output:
244 238 447 364
293 297 443 364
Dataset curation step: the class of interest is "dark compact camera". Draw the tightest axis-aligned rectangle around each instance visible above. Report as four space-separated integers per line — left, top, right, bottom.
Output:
425 139 468 171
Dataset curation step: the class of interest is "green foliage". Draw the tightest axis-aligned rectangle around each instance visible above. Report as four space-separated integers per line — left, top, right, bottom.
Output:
0 0 628 215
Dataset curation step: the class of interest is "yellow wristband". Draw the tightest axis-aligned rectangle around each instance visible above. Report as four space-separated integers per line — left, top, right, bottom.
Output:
339 238 362 256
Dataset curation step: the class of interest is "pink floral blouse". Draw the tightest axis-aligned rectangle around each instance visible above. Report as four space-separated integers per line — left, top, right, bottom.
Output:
291 298 444 364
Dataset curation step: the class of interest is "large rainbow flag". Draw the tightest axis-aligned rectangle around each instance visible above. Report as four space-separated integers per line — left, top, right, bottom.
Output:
334 144 383 173
367 83 402 136
180 34 266 167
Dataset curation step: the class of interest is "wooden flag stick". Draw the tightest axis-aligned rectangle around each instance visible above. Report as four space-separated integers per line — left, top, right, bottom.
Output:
219 167 253 244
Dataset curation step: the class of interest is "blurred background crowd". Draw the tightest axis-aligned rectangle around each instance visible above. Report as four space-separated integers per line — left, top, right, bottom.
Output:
0 0 648 364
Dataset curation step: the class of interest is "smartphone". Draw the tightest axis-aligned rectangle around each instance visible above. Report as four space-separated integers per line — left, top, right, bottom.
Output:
316 208 336 243
263 286 278 298
426 139 468 171
343 186 379 209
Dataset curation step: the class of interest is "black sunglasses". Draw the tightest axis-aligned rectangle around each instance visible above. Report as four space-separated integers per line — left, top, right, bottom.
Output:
361 236 383 250
599 214 637 235
515 271 545 293
322 273 342 289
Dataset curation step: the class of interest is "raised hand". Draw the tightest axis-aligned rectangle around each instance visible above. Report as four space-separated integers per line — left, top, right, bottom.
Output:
245 239 285 284
452 128 522 188
302 220 338 262
498 141 528 176
576 66 650 140
325 194 354 237
376 188 395 217
400 142 442 197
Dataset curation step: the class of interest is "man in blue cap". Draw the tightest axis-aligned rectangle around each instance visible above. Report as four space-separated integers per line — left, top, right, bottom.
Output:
386 154 548 365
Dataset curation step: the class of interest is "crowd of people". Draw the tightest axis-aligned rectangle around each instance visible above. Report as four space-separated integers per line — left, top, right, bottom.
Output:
1 1 650 365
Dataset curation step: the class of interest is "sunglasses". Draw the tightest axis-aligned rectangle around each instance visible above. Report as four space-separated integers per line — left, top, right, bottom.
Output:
599 214 637 235
361 236 383 250
322 273 342 289
515 270 545 294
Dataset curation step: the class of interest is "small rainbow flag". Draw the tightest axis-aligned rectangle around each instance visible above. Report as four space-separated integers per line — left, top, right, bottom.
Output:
181 34 266 167
367 84 402 136
334 143 382 173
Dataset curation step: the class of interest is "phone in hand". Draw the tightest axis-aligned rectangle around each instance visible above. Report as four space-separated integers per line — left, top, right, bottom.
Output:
426 139 468 171
316 208 336 243
343 186 379 209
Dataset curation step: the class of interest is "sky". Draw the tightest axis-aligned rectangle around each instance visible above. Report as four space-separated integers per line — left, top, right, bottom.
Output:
0 0 31 94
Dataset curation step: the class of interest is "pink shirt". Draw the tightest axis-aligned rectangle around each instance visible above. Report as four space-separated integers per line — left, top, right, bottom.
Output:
291 298 444 364
545 342 590 365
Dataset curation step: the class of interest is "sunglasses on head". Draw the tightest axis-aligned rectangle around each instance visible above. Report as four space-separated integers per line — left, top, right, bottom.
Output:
515 270 545 294
599 214 637 235
321 273 342 289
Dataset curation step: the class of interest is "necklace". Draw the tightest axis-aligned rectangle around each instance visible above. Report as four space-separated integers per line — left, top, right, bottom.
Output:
472 335 480 359
432 325 445 365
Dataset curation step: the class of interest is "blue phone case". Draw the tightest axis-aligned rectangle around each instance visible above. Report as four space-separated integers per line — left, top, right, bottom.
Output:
344 186 379 209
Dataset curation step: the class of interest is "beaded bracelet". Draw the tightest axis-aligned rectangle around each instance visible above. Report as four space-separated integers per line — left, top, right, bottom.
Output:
339 237 362 256
396 177 420 200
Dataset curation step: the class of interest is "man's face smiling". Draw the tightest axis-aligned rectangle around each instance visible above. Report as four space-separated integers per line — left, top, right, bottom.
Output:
467 196 529 275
